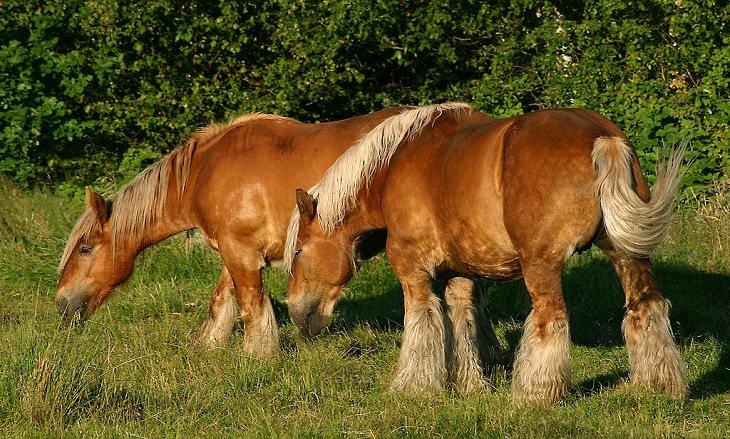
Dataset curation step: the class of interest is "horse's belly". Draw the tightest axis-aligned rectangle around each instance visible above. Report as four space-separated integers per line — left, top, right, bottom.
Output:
449 243 522 281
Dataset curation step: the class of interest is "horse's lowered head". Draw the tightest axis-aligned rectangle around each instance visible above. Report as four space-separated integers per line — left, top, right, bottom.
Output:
56 188 136 324
286 189 360 337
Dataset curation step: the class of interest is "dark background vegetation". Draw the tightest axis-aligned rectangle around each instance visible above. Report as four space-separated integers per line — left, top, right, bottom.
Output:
1 0 728 196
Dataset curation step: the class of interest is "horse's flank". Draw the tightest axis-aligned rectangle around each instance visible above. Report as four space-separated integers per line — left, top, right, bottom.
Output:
59 113 290 271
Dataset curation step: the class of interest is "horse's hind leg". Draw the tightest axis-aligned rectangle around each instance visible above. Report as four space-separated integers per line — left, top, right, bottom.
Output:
512 259 571 405
198 266 239 347
599 243 688 397
444 276 501 393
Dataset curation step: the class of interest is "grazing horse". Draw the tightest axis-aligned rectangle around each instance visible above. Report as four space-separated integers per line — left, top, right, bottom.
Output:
285 103 688 403
56 107 406 358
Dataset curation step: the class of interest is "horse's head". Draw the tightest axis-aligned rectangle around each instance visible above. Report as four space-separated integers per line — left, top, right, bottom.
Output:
287 189 358 337
56 188 135 324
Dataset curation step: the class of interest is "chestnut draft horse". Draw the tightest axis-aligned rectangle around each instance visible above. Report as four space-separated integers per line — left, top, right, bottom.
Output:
56 107 406 358
285 103 688 403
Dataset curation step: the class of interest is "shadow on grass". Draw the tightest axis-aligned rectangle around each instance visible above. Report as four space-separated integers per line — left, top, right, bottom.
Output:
576 372 627 397
319 253 730 398
326 283 406 334
652 262 730 398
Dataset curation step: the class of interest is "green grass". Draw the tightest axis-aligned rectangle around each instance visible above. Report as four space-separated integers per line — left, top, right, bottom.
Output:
1 178 728 438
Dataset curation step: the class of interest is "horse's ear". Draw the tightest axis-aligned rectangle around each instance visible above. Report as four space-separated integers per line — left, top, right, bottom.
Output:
85 187 108 224
296 189 316 223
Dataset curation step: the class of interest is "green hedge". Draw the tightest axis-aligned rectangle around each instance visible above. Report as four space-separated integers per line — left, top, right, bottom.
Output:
1 0 728 195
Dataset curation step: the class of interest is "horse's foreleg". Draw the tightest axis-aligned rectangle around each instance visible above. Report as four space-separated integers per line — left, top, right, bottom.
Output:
444 276 497 393
512 260 571 405
225 254 280 359
390 268 447 394
198 266 239 347
474 279 504 368
601 245 687 397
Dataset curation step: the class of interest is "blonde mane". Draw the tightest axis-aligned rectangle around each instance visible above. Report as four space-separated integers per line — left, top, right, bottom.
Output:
283 102 473 271
60 113 290 271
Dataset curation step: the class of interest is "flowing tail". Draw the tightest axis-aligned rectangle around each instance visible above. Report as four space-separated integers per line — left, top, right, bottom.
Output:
592 137 687 257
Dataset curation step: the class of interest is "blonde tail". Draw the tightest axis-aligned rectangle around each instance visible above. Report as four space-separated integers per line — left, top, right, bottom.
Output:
592 137 686 257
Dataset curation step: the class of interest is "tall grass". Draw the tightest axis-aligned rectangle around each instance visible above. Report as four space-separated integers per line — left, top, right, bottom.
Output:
1 176 728 437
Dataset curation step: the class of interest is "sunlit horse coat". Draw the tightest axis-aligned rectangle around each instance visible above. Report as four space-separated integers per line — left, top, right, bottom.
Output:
285 103 687 403
57 107 405 358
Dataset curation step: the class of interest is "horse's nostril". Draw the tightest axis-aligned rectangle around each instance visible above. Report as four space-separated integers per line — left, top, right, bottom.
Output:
289 300 316 337
55 293 90 326
56 296 69 317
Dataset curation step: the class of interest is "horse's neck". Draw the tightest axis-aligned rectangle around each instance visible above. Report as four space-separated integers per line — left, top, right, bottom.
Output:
144 198 195 247
123 173 197 252
343 169 388 237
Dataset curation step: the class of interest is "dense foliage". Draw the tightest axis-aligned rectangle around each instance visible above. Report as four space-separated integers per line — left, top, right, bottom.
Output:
1 0 728 194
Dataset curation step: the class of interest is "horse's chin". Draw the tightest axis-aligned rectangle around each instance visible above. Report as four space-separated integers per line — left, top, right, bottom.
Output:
291 310 331 338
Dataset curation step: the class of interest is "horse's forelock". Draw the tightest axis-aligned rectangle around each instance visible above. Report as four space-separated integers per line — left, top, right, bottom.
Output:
283 206 302 273
59 208 104 272
283 185 320 273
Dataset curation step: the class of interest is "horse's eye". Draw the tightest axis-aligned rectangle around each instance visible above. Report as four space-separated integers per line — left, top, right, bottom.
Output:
294 248 302 258
80 246 93 255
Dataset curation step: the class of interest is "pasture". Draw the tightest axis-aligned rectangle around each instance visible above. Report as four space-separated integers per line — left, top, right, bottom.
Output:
1 178 728 437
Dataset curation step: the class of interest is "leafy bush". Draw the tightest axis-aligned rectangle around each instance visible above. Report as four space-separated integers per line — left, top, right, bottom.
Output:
1 0 727 192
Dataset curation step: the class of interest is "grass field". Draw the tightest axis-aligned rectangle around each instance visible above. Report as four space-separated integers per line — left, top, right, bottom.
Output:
1 178 728 438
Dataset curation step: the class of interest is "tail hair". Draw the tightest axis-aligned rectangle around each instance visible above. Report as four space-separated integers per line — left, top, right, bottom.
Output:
592 137 687 257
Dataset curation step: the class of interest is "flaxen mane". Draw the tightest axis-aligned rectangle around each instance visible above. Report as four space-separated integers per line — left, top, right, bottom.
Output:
284 103 473 271
60 113 289 271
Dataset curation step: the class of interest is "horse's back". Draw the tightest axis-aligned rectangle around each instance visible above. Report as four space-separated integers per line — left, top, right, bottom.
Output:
197 107 406 176
187 108 403 256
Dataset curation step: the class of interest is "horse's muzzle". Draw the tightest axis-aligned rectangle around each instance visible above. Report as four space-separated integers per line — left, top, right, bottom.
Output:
288 297 328 338
55 292 89 325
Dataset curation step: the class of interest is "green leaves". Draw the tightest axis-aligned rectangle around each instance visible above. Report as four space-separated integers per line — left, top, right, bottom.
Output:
0 0 727 191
